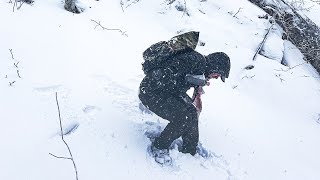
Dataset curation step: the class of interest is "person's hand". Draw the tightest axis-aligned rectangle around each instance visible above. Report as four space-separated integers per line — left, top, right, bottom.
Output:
193 86 204 113
193 94 202 113
197 86 205 95
205 80 210 86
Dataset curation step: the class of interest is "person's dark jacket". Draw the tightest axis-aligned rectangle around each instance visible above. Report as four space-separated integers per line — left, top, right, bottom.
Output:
140 50 207 97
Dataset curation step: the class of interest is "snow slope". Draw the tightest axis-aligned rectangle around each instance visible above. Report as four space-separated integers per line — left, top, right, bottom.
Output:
0 0 320 180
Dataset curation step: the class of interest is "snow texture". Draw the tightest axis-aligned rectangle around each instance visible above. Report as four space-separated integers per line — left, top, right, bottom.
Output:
1 0 320 180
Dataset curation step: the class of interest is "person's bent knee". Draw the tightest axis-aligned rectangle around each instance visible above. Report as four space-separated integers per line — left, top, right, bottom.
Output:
183 106 198 124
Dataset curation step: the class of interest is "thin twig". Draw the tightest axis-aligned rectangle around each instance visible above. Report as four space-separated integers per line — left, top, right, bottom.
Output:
9 49 14 59
275 74 285 82
198 9 205 14
120 0 124 12
287 62 308 70
14 61 19 68
9 81 16 86
17 70 21 78
17 0 25 10
233 7 243 17
13 0 17 12
51 92 79 180
241 75 256 79
298 75 320 79
125 0 140 8
90 19 128 37
49 153 72 160
274 62 308 72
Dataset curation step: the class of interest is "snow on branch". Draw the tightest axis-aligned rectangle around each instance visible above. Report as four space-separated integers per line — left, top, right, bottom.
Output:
253 22 275 61
50 92 79 180
90 19 128 37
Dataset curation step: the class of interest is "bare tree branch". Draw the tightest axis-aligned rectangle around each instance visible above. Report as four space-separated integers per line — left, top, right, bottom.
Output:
14 62 19 68
125 0 140 8
50 92 79 180
275 74 285 82
49 153 72 160
198 9 206 14
17 0 25 10
13 0 17 12
120 0 124 12
252 22 274 61
298 75 320 78
233 7 243 17
12 0 27 12
90 19 128 37
17 70 21 78
9 81 16 86
9 49 14 59
274 62 308 72
241 75 256 79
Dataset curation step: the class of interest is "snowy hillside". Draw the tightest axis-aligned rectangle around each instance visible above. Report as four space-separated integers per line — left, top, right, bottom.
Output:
1 0 320 180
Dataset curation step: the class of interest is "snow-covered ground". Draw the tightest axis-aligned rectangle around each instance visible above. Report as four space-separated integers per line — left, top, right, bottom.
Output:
1 0 320 180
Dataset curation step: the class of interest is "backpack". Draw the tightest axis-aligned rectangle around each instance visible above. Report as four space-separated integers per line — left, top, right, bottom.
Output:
142 31 200 74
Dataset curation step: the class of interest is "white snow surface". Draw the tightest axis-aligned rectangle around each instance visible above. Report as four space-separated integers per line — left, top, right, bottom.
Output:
1 0 320 180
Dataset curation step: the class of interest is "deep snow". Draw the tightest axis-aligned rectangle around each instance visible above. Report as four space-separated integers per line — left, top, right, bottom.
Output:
1 0 320 180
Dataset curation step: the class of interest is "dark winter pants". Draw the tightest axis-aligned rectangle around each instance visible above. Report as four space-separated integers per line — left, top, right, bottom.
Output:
139 91 199 155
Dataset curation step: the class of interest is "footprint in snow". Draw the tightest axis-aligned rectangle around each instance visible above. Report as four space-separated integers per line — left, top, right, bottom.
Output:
60 122 80 136
34 85 64 94
82 105 101 115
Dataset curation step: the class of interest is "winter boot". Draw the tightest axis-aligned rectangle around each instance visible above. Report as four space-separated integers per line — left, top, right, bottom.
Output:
150 144 172 165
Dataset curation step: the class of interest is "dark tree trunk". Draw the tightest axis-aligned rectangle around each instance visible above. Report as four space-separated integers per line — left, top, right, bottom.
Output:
248 0 320 74
64 0 83 14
